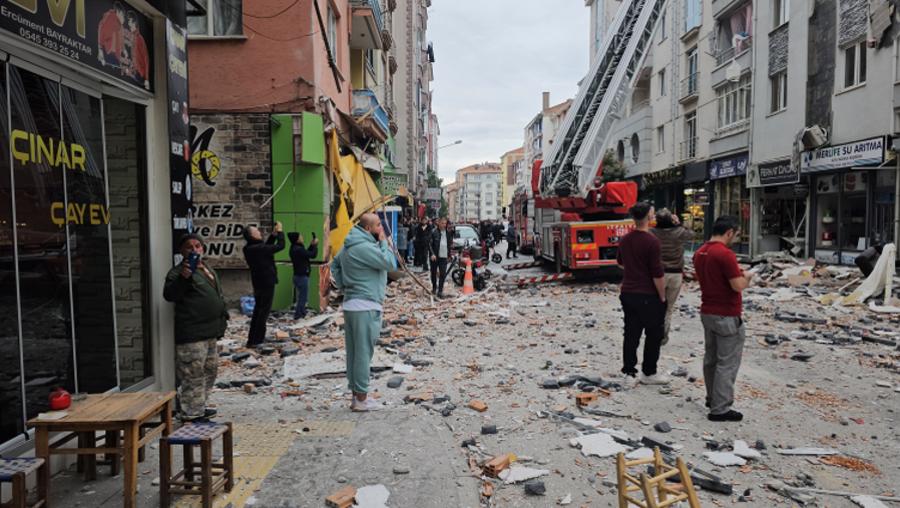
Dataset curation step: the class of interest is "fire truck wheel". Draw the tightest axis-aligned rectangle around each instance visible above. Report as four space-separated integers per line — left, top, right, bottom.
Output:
491 253 503 264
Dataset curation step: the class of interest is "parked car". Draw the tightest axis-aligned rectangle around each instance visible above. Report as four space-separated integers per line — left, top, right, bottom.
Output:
452 224 482 259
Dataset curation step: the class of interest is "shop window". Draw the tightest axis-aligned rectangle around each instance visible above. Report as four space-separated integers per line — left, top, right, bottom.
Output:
188 0 243 37
770 71 787 113
714 177 750 252
815 173 868 252
773 0 789 27
874 170 896 245
843 41 867 89
0 66 25 446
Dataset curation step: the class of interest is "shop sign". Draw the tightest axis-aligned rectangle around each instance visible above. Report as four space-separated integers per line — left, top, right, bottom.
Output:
692 191 710 206
643 167 684 187
379 171 407 195
708 153 748 180
754 159 799 187
424 187 442 201
166 20 192 260
801 136 885 173
0 0 154 92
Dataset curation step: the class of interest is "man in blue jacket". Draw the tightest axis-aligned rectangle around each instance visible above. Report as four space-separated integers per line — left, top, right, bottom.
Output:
331 213 396 412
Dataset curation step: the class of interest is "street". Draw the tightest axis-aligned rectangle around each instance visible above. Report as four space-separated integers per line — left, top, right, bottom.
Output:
46 248 900 507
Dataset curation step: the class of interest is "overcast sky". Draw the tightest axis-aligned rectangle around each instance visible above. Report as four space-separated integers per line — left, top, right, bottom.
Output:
430 1 591 182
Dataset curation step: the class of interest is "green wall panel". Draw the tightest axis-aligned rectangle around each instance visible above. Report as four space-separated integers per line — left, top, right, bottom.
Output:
300 113 325 165
273 263 294 311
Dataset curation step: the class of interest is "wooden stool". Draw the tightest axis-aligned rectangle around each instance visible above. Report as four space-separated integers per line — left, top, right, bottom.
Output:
0 458 47 508
159 422 233 508
616 448 701 508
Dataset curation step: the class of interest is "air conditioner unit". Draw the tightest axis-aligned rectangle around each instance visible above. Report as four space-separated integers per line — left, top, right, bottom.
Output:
801 125 828 149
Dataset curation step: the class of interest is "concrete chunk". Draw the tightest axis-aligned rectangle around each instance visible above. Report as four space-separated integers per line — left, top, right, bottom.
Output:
703 451 747 466
569 433 629 458
733 440 762 460
498 466 550 484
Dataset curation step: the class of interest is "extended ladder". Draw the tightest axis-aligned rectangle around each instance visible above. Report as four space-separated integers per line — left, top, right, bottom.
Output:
540 0 666 198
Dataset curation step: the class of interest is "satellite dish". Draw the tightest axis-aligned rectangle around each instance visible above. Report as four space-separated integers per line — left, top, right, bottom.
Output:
726 60 742 82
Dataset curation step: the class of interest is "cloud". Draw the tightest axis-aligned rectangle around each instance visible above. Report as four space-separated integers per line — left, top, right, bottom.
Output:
430 1 590 181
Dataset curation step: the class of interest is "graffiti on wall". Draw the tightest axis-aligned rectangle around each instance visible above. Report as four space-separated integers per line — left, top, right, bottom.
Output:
190 125 221 186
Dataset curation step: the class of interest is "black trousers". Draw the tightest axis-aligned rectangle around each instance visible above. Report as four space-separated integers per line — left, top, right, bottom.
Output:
414 243 428 268
430 257 448 294
248 285 275 346
506 241 517 258
620 292 665 376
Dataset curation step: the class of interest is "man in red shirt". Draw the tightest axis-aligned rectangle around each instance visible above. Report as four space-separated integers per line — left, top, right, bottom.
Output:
616 202 668 387
693 216 754 422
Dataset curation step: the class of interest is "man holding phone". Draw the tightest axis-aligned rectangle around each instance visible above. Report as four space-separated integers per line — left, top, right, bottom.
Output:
288 231 319 319
163 234 228 422
243 222 285 347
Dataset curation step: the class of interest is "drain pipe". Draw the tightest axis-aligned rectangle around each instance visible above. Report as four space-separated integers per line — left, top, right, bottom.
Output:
894 146 899 246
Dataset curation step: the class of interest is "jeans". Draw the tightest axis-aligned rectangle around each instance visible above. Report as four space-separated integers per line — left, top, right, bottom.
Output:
701 314 746 415
248 285 274 346
344 310 382 393
620 292 665 376
430 257 448 294
293 274 310 319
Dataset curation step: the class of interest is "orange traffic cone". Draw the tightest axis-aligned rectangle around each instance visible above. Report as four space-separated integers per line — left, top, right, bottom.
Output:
462 258 475 295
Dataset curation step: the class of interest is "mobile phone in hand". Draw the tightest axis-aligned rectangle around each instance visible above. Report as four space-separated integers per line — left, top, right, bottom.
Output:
188 252 200 273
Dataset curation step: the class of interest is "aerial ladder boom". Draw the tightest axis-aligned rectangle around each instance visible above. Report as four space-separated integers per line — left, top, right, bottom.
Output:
540 0 667 200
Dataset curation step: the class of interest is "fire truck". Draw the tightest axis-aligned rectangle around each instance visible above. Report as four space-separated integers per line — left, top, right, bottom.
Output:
530 0 664 273
510 182 536 254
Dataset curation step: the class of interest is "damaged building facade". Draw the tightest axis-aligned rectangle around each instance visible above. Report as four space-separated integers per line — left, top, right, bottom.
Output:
590 0 900 262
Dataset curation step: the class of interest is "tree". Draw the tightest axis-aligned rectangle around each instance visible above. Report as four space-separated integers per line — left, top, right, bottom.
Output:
600 150 626 183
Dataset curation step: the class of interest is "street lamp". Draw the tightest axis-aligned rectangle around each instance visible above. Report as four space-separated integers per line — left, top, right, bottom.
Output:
438 140 463 150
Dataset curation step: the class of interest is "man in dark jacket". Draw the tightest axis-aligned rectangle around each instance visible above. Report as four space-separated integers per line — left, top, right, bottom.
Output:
163 234 228 422
243 222 285 347
650 208 695 345
505 221 518 258
288 232 318 319
428 217 453 297
413 219 431 270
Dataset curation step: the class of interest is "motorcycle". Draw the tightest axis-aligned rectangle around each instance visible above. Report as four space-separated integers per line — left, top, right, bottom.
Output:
449 240 491 290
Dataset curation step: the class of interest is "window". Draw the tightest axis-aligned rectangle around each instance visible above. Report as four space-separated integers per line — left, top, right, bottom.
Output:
658 11 667 42
770 71 788 112
365 49 376 74
716 75 752 132
658 68 667 97
327 6 338 59
773 0 789 27
895 109 900 133
684 0 702 32
656 126 665 153
683 112 697 159
684 47 698 96
631 133 641 162
844 41 867 88
187 0 243 37
895 37 900 82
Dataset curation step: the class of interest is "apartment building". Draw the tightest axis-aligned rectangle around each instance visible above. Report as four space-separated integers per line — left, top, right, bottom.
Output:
519 92 573 195
444 181 460 221
394 0 437 197
500 147 525 213
456 163 503 221
587 0 898 262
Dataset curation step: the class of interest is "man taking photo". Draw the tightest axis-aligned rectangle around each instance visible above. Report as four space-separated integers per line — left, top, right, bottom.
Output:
331 214 396 411
163 234 228 422
243 222 285 347
693 216 753 422
288 232 318 319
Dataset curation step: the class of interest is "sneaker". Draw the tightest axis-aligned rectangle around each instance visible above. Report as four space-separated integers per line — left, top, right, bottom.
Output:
204 408 218 418
350 398 384 412
620 373 639 388
640 373 671 385
708 410 743 422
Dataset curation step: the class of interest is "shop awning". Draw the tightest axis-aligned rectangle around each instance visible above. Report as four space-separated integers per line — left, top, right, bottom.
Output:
683 162 707 183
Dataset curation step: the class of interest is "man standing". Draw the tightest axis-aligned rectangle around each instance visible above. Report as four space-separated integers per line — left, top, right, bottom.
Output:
242 222 285 347
616 202 668 386
505 221 518 259
413 218 430 270
650 208 694 345
288 232 318 319
428 217 452 297
693 216 753 422
164 234 228 422
331 214 396 411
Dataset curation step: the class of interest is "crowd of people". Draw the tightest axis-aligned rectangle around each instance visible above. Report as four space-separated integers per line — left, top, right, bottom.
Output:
616 203 751 422
163 207 752 423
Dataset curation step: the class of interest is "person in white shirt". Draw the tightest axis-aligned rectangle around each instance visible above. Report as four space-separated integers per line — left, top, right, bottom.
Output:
428 217 453 298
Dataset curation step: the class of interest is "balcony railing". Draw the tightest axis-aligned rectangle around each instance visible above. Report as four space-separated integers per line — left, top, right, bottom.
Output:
715 35 751 65
680 73 698 99
350 0 384 33
679 137 698 161
352 89 390 139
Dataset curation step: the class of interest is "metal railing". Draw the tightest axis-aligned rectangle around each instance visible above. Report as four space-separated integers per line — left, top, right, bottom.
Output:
715 36 752 65
680 73 698 99
679 136 697 161
350 0 384 34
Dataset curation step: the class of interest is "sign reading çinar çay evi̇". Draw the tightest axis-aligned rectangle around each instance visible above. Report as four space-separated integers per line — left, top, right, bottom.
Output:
0 0 154 92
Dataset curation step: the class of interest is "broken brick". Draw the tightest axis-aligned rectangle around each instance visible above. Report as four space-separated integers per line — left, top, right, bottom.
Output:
325 485 356 508
575 392 598 407
468 400 488 412
483 454 513 477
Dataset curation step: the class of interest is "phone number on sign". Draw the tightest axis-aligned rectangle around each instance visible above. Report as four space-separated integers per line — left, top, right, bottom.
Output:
19 27 82 61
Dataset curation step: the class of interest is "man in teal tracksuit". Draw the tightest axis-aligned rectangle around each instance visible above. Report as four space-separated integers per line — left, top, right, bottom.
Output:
330 213 396 411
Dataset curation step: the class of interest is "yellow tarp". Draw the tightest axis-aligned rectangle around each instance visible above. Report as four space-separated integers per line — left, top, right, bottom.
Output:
326 131 395 256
